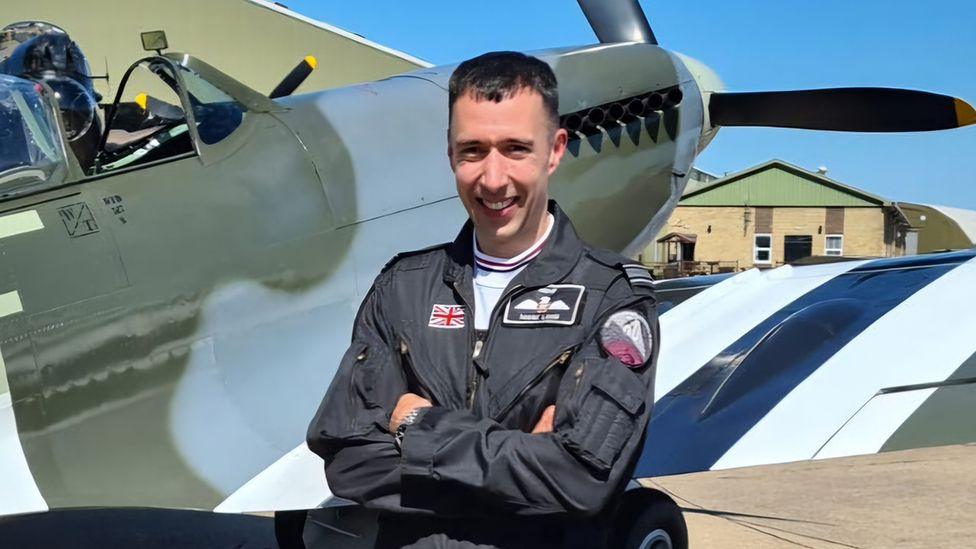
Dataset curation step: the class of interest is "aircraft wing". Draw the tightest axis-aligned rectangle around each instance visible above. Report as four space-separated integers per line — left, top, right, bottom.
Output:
637 249 976 478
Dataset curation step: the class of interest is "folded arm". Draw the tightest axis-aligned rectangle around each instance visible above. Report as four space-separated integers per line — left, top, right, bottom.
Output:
308 275 658 516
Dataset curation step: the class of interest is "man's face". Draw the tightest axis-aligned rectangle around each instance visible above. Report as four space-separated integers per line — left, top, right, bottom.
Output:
448 88 567 256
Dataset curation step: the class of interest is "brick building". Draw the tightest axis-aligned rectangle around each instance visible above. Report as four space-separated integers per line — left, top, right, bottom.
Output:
643 160 911 277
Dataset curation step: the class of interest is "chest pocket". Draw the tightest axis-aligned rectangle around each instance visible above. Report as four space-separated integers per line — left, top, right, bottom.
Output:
351 341 407 432
559 357 646 477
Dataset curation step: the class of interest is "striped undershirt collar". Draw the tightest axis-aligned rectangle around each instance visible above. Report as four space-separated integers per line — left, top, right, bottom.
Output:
474 214 554 273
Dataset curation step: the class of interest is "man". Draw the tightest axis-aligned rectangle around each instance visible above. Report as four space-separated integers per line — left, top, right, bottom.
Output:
307 51 658 548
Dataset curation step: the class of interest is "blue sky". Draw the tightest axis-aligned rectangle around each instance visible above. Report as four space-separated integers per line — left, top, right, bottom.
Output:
288 1 976 208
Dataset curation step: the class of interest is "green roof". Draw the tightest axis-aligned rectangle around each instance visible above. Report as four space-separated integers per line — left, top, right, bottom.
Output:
681 160 889 207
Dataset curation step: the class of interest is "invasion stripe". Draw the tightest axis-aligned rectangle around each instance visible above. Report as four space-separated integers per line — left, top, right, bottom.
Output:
879 352 976 452
713 255 976 468
0 346 48 515
812 389 937 461
637 250 975 478
713 261 976 469
214 441 333 513
653 260 869 401
768 260 976 466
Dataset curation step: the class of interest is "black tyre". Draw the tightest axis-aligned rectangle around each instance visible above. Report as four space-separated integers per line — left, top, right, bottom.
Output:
274 510 307 549
618 492 688 549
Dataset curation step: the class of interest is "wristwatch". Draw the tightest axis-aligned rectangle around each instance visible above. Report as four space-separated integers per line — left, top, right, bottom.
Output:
393 407 424 452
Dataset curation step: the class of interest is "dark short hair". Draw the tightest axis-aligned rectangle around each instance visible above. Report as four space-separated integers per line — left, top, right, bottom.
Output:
448 51 560 129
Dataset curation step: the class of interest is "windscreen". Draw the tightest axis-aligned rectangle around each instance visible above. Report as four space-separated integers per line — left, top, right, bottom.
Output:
0 22 70 64
0 74 66 194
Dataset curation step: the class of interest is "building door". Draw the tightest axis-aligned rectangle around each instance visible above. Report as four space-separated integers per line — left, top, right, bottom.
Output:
680 242 695 261
784 235 813 263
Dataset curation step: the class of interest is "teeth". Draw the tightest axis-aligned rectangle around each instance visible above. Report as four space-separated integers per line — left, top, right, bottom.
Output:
485 198 515 211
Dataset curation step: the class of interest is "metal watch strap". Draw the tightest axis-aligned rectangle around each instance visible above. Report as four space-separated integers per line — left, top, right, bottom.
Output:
393 407 424 451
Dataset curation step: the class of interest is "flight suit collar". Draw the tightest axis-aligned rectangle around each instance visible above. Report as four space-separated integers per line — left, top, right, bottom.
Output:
443 200 584 288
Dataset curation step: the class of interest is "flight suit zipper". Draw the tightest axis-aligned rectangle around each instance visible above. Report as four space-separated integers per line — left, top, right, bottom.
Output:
473 284 527 410
456 281 525 411
493 346 576 420
452 280 481 410
469 337 484 409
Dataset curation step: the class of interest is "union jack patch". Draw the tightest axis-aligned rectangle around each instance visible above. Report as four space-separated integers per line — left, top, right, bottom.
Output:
429 304 465 329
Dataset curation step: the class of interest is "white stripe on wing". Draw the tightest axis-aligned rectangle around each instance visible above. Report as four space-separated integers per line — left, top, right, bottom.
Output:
655 260 868 401
0 346 48 515
712 256 976 470
213 441 335 513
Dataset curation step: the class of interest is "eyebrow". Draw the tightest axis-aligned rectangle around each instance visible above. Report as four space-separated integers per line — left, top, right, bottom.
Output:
455 140 484 148
454 138 535 148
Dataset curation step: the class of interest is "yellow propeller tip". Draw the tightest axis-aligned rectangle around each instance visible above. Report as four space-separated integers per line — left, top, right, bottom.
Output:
955 98 976 127
135 93 147 111
304 55 317 70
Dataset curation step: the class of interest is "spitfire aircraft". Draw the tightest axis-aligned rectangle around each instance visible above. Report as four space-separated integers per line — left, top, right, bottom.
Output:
0 1 974 548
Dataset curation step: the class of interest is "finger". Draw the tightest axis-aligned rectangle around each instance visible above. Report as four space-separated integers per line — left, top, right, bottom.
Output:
532 405 556 434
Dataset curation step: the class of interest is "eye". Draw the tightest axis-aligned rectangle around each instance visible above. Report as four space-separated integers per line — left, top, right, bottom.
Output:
457 146 485 160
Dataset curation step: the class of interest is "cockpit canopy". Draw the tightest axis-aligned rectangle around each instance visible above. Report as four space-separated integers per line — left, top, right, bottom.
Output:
0 74 68 196
0 21 101 167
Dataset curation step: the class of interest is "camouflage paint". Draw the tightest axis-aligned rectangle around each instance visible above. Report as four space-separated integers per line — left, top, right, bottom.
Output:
881 351 976 452
0 37 701 511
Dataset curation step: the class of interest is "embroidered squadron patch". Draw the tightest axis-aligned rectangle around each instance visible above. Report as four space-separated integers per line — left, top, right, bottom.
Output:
429 304 465 329
503 284 585 326
599 310 653 367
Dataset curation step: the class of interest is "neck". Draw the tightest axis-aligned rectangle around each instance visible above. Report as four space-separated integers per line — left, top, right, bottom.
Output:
476 211 551 259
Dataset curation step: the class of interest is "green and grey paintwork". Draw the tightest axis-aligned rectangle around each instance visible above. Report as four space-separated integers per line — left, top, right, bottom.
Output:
0 40 705 514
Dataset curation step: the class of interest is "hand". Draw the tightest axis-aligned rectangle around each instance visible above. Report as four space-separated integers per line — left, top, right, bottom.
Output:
531 405 556 434
390 392 432 432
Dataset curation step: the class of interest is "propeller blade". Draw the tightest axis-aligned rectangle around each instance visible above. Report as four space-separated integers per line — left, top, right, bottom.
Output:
576 0 657 44
709 88 976 132
270 55 317 99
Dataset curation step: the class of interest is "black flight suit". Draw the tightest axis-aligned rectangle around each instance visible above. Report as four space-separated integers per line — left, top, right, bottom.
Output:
307 201 658 548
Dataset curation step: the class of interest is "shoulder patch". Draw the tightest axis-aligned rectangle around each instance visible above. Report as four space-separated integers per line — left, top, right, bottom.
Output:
621 263 654 289
382 242 450 273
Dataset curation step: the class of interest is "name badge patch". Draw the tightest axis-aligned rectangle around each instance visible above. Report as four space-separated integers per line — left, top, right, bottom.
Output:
504 284 585 326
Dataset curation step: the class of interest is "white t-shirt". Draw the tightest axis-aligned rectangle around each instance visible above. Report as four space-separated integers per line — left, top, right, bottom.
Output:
472 214 554 330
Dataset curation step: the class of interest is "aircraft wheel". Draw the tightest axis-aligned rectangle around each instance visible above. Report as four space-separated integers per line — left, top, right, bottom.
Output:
274 510 307 549
617 491 688 549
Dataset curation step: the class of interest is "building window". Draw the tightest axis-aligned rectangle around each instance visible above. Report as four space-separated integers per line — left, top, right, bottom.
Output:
825 235 844 256
754 234 772 264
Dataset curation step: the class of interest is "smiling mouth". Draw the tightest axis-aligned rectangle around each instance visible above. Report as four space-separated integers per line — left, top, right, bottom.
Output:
479 197 516 211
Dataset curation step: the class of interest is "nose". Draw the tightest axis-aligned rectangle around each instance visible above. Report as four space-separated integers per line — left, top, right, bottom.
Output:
479 148 507 194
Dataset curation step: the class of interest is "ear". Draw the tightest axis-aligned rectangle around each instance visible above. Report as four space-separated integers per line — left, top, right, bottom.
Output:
447 127 454 172
547 128 568 176
446 129 456 172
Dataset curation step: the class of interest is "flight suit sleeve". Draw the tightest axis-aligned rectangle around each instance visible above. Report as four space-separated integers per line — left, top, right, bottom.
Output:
398 279 658 517
306 273 412 510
